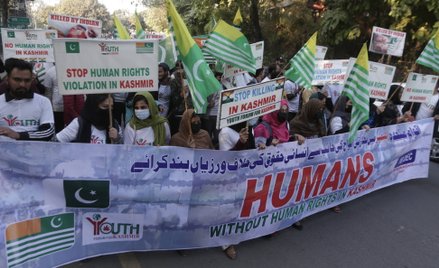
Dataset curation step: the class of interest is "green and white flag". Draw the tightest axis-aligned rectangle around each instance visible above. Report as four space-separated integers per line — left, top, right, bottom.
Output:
416 32 439 73
203 20 256 74
166 0 222 113
285 32 317 89
159 34 178 67
135 12 146 39
342 43 370 143
63 180 110 208
5 213 75 267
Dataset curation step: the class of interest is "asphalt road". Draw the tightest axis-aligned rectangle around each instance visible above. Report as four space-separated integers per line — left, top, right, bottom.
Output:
64 161 439 268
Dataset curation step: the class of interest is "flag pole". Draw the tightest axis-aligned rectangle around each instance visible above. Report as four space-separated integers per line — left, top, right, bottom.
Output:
108 94 114 144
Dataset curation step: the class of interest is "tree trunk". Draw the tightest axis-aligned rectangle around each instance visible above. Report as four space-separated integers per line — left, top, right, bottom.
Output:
250 0 263 41
2 0 8 27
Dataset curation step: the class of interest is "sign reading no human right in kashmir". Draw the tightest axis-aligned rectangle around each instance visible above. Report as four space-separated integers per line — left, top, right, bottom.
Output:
53 39 158 95
400 72 438 103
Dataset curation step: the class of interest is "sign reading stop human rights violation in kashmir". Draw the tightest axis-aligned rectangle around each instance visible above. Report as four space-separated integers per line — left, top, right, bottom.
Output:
217 78 284 129
53 38 158 95
400 72 439 103
1 28 57 62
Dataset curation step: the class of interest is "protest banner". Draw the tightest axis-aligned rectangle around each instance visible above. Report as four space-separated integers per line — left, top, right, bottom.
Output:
1 29 57 62
312 59 350 86
369 26 406 57
48 13 102 39
400 72 439 103
316 45 328 60
345 58 396 100
217 77 284 129
223 64 246 79
0 119 433 267
251 41 264 69
53 39 158 95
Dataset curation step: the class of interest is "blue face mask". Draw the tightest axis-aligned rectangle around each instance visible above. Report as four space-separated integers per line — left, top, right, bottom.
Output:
135 109 150 120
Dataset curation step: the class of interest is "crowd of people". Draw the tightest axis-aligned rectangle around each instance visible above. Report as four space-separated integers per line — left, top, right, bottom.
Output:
1 57 439 260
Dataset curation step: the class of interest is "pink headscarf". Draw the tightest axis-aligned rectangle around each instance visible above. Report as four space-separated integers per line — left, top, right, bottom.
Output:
254 99 290 143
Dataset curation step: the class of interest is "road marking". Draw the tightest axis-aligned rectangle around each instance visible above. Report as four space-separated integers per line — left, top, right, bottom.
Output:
118 252 141 268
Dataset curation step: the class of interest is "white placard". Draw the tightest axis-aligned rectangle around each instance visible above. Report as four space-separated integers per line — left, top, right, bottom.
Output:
369 26 406 57
312 59 350 86
400 73 438 103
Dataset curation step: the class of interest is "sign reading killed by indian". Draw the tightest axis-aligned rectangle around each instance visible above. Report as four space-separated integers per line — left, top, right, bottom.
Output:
1 29 57 62
369 26 406 57
53 39 158 95
400 73 439 103
48 14 102 38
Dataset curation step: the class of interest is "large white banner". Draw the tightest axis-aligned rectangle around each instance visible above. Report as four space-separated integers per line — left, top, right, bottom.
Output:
48 13 102 39
369 26 406 57
0 119 433 268
400 72 439 103
312 59 350 86
53 39 158 95
217 78 284 129
1 29 57 62
346 58 396 100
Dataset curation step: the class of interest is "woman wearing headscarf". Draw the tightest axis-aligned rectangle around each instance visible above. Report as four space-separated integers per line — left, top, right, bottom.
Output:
375 85 410 127
329 95 352 135
290 98 326 139
124 92 170 146
170 109 214 149
56 94 121 143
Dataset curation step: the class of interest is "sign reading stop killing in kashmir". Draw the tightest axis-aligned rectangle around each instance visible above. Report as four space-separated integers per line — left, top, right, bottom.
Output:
1 28 57 62
217 78 284 129
53 39 158 95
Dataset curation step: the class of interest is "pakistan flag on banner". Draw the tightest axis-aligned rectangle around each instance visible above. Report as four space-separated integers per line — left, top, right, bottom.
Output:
5 213 75 267
63 180 110 208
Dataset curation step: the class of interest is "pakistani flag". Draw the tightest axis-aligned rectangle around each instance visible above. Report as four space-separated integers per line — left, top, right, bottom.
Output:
114 15 130 40
285 32 317 89
342 43 370 143
5 213 74 267
203 20 256 74
159 34 178 67
166 0 222 113
135 12 146 39
416 33 439 73
63 180 110 208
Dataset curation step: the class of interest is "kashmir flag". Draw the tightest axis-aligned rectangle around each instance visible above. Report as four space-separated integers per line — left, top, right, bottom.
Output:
166 0 222 113
342 43 370 143
5 213 75 267
113 15 130 40
233 8 243 27
63 180 110 208
159 34 178 66
285 32 317 89
416 32 439 73
135 12 146 39
203 20 256 74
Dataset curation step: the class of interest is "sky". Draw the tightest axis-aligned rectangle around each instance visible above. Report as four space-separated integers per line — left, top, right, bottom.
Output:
42 0 146 14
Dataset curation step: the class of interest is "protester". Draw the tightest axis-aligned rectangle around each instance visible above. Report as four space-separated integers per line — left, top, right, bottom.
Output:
41 64 66 132
329 95 352 135
157 63 172 117
0 59 54 141
168 69 193 135
375 85 410 127
203 71 223 148
290 98 326 139
285 79 301 121
124 92 170 146
56 94 121 143
170 109 214 149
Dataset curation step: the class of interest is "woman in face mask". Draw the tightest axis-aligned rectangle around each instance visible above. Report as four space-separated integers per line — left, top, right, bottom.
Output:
329 95 352 135
124 92 170 146
253 99 292 149
56 94 121 144
169 109 214 149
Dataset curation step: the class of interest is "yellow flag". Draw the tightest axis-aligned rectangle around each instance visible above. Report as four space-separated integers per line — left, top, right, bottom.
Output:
233 8 243 26
113 15 130 40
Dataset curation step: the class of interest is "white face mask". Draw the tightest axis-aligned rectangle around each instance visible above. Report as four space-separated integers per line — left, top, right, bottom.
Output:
135 109 150 120
248 117 259 126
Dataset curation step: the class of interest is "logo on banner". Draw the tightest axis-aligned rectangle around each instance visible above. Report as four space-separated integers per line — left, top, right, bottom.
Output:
63 180 110 208
65 42 80 53
7 31 15 38
395 150 416 168
136 42 154 54
82 213 143 245
98 42 119 55
24 31 38 40
46 32 56 39
5 213 75 267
